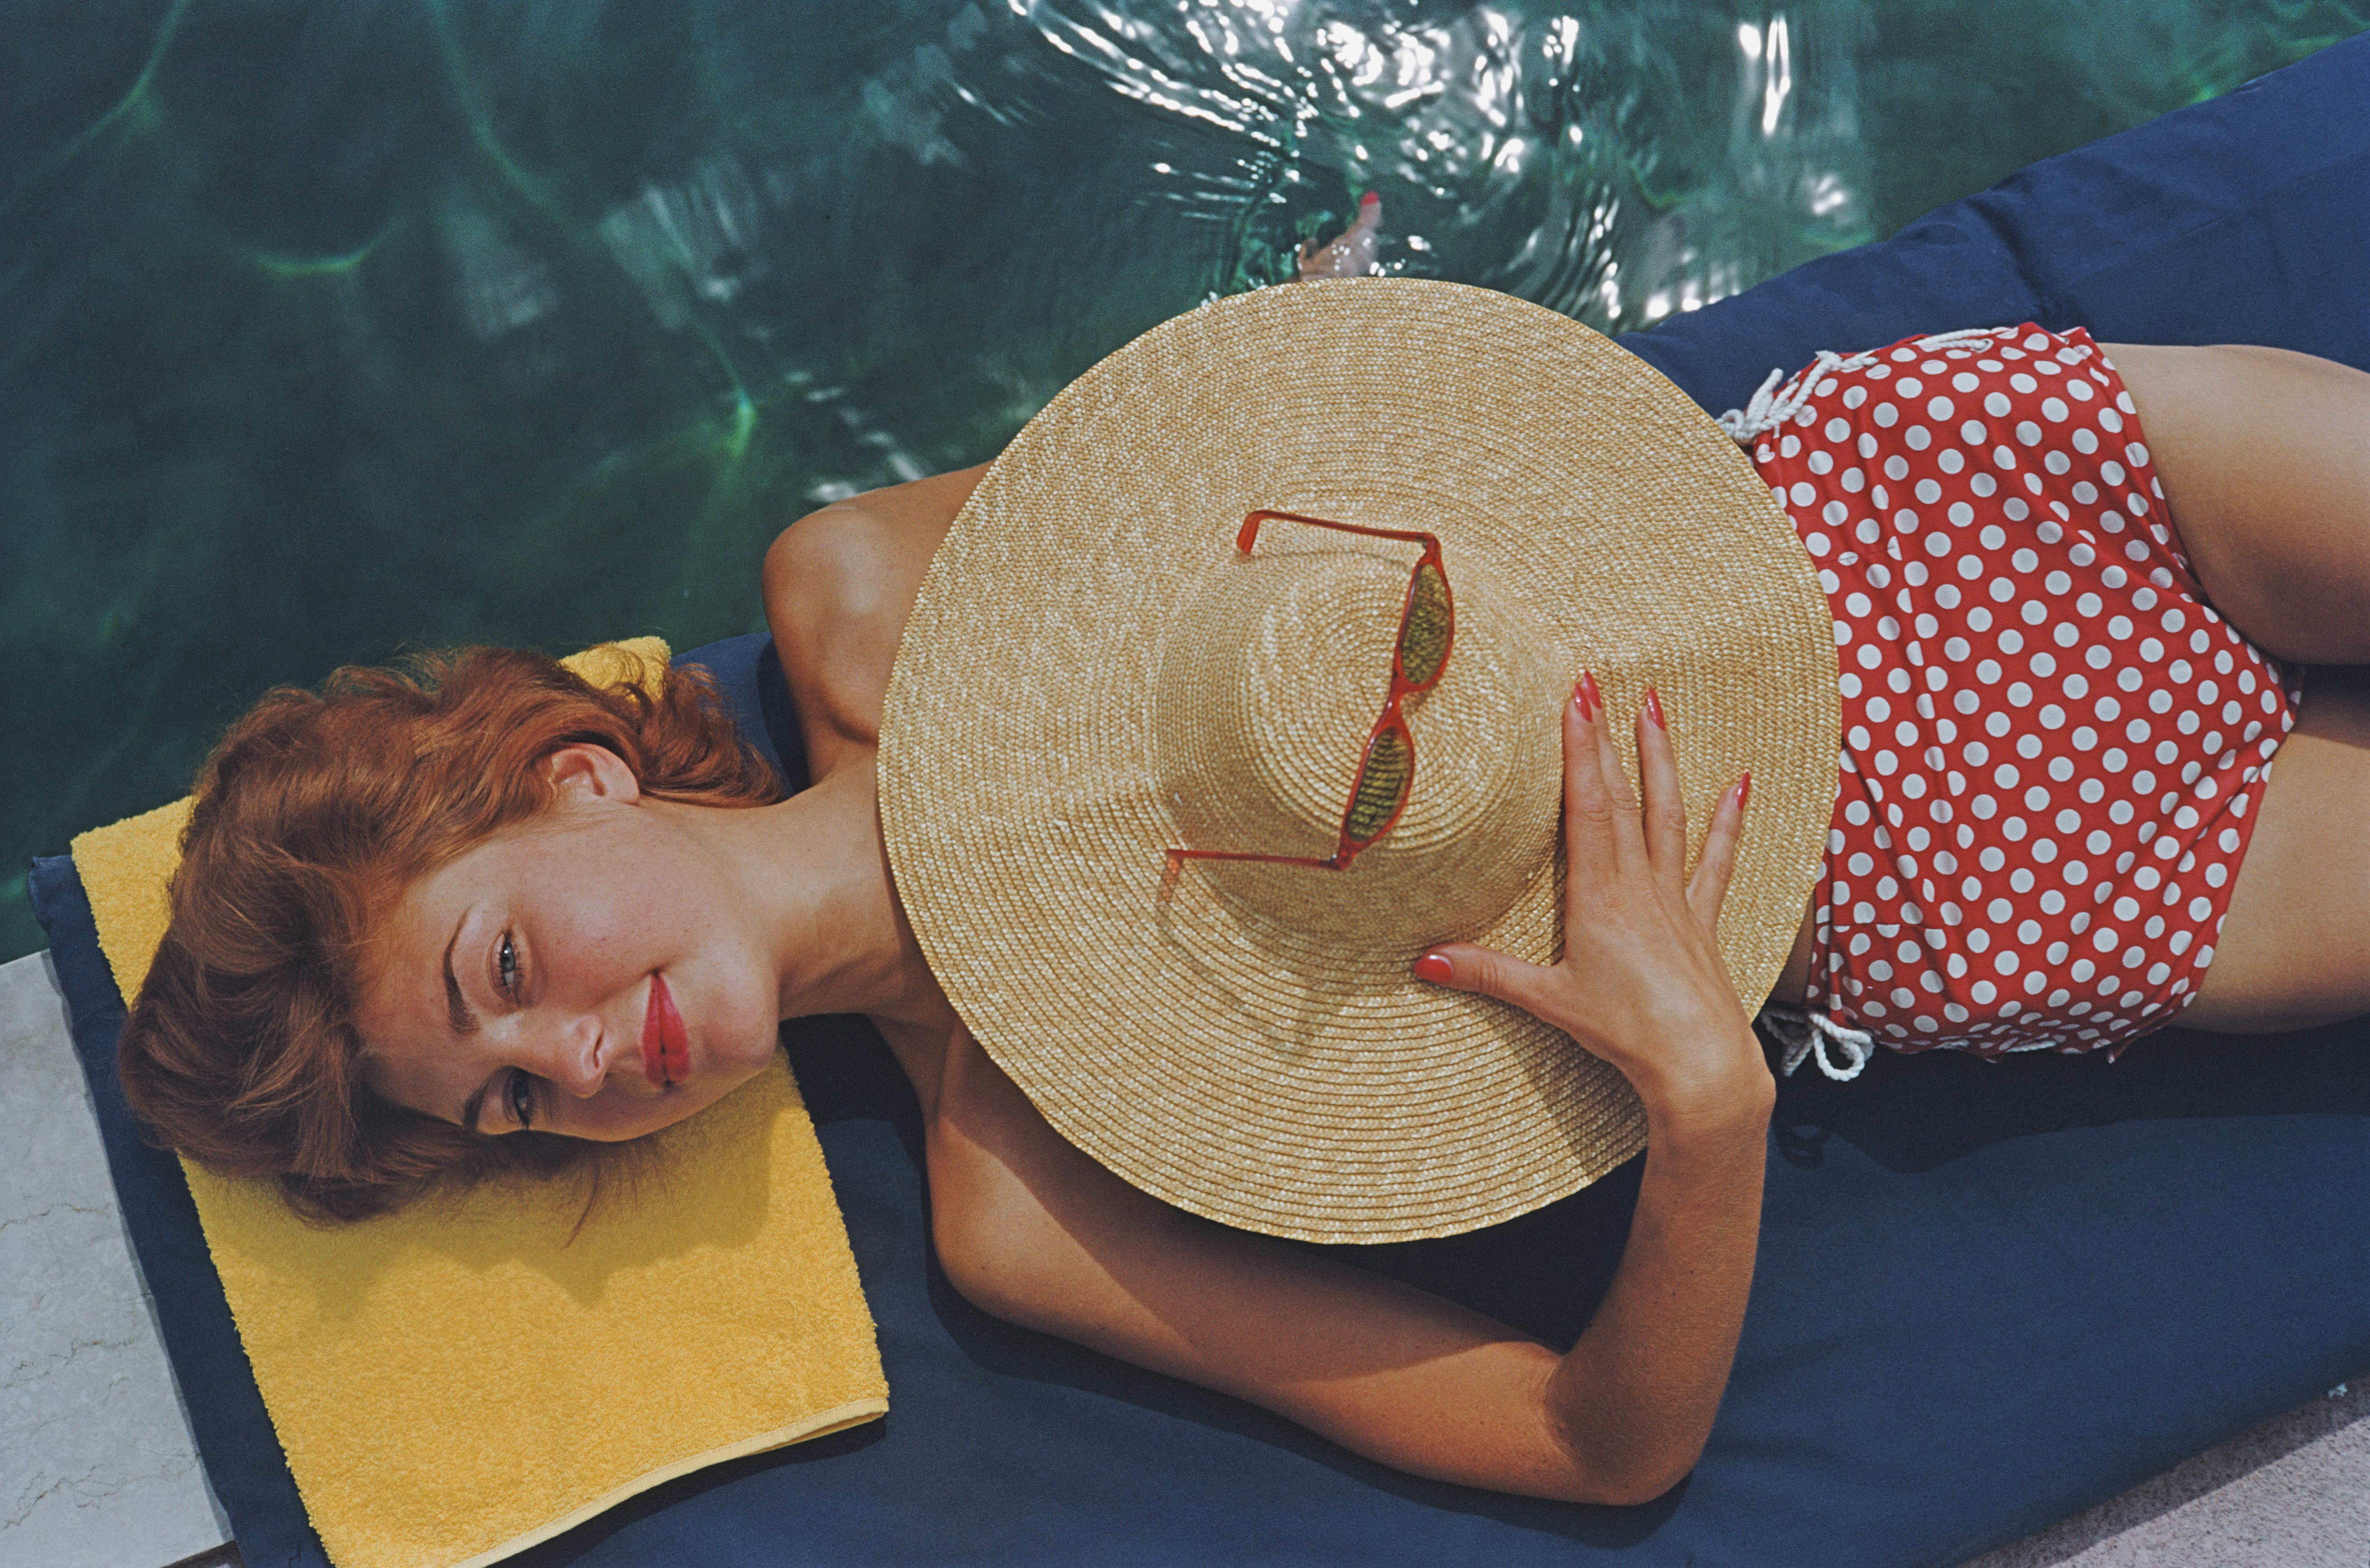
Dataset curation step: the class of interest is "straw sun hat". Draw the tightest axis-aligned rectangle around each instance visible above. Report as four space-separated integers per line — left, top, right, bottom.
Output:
880 278 1838 1243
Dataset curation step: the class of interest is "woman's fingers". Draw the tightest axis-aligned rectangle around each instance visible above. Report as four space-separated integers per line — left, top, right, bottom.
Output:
1412 941 1563 1021
1562 674 1620 885
1295 191 1382 279
1589 676 1645 878
1635 687 1687 889
1590 677 1637 815
1569 672 1746 930
1685 774 1752 931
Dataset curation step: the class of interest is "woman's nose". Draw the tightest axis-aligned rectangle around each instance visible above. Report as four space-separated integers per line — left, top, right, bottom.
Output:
526 1012 611 1097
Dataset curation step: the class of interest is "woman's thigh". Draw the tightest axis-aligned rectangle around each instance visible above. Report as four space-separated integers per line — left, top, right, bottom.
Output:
2182 669 2370 1033
2105 342 2370 665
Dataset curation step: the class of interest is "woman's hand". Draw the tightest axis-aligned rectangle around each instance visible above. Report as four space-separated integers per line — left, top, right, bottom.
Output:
1296 192 1382 279
1415 672 1770 1127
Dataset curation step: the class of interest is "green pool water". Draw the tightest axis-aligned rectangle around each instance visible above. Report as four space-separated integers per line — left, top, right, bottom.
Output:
4 0 2363 964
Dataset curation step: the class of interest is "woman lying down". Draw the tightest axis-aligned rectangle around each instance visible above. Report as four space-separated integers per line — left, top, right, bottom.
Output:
119 217 2370 1506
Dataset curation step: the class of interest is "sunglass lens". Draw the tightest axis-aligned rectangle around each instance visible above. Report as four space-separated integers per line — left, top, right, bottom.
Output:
1398 563 1452 688
1343 728 1413 845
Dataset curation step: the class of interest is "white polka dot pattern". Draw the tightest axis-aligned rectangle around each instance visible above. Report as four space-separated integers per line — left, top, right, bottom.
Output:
1756 325 2302 1058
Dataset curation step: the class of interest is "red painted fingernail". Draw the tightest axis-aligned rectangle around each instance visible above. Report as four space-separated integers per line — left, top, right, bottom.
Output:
1735 771 1754 807
1361 190 1380 207
1644 686 1666 730
1413 952 1454 985
1580 669 1603 719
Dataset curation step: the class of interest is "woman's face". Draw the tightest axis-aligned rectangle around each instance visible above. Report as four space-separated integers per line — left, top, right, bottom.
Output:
355 746 785 1142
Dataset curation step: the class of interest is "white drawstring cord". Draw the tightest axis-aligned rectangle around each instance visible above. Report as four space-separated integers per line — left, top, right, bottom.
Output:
1759 1003 1879 1081
1716 328 2005 444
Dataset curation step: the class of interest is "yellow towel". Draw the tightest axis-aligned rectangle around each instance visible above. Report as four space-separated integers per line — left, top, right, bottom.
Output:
75 638 888 1568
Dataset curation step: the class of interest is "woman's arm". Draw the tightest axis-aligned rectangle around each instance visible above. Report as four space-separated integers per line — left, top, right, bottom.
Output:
923 680 1769 1503
762 463 989 770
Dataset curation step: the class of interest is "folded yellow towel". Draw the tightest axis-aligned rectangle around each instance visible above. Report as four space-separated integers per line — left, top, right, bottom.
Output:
76 638 887 1568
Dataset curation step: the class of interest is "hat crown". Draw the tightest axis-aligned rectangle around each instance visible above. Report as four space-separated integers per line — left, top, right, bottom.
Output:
1154 535 1563 957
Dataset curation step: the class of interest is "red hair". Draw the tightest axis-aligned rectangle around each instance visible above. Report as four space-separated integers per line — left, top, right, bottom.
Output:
117 648 779 1223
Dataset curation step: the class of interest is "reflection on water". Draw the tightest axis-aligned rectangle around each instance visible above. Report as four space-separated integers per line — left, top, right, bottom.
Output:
1 0 2362 959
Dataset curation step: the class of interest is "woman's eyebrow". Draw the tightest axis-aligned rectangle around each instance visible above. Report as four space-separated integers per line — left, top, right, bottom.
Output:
444 915 493 1131
443 914 493 1137
442 916 481 1038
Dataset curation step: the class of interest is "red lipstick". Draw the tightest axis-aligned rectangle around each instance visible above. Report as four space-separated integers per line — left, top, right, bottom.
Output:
642 974 691 1087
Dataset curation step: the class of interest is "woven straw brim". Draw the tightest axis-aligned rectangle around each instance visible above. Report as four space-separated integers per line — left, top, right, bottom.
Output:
882 279 1837 1242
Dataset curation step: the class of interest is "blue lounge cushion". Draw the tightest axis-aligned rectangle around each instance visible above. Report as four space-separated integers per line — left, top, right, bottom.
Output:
30 29 2370 1566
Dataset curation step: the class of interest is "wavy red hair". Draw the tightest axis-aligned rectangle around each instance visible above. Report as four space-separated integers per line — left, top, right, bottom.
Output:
117 647 779 1223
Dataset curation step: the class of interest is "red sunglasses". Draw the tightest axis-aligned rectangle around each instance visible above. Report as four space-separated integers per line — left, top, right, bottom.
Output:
1167 510 1455 873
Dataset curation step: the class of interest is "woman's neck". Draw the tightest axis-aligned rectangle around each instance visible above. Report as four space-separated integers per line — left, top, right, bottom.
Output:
648 763 959 1036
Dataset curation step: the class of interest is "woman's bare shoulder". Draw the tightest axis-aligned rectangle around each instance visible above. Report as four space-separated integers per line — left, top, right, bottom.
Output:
762 463 990 767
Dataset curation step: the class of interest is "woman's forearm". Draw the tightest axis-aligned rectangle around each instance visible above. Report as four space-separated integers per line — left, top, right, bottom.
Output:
1416 681 1776 1503
1542 1075 1774 1504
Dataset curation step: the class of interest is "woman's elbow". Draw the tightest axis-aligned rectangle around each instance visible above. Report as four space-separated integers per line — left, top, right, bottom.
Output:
1514 1452 1693 1508
928 1196 1062 1332
762 503 861 609
1537 1418 1703 1507
1386 1431 1695 1507
1582 1460 1695 1508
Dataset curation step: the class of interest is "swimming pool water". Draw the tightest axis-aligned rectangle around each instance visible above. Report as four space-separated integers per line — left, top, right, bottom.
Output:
4 0 2363 963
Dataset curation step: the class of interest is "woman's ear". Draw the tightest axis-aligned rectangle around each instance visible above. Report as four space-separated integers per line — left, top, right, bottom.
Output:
539 743 644 804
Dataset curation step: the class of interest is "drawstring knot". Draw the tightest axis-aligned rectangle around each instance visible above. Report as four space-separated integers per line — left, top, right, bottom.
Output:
1759 1003 1878 1081
1716 329 2004 445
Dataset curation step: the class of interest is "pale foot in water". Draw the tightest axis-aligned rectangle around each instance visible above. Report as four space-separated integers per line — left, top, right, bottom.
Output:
1296 192 1382 279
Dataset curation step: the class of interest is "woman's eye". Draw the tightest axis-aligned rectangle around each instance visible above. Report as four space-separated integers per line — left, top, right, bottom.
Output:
496 933 520 997
507 1069 535 1131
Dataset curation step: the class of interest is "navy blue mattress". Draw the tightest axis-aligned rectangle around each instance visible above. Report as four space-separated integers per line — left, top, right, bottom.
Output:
29 31 2370 1567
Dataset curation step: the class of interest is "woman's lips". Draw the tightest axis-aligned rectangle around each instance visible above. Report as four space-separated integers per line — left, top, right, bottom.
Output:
642 974 691 1087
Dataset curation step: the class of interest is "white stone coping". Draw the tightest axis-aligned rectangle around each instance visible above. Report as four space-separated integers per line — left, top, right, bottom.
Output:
2 949 231 1568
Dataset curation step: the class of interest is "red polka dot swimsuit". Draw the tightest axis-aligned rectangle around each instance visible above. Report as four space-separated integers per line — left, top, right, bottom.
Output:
1742 325 2301 1077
